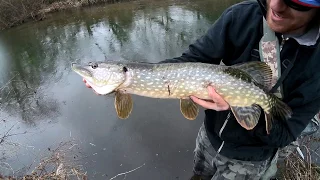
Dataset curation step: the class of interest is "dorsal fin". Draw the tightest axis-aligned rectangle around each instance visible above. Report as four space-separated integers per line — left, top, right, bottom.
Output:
232 61 273 91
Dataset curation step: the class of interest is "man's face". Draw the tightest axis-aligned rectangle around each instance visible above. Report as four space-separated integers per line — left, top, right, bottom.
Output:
266 0 318 34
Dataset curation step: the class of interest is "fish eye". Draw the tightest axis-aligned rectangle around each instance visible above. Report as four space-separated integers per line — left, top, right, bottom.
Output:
91 63 98 69
123 66 128 72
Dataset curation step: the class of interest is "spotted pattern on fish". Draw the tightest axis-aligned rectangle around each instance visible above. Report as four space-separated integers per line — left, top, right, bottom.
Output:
72 61 292 133
109 62 268 113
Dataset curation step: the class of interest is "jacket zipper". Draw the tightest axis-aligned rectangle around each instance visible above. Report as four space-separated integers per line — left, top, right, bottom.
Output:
216 35 285 154
281 35 305 159
217 112 231 154
280 35 289 51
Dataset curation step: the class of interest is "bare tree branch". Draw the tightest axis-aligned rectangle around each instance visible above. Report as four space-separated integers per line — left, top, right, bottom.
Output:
0 124 26 145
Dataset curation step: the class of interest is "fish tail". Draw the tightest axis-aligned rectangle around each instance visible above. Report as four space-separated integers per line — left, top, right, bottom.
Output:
265 93 292 133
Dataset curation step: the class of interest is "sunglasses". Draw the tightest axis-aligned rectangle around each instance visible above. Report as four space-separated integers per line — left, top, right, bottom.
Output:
283 0 314 11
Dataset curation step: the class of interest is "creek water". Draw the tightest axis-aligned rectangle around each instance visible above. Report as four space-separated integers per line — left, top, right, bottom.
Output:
0 0 240 179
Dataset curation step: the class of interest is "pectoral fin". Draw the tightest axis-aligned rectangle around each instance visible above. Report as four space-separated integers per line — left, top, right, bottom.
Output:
180 98 199 120
114 91 133 119
230 104 261 130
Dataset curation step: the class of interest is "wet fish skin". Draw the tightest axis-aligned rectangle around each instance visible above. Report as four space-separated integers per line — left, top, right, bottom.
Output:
71 60 292 133
117 62 226 100
73 61 264 101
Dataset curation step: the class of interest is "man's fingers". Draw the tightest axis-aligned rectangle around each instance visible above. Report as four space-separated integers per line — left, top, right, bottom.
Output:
190 96 221 110
83 78 92 88
207 86 229 110
81 78 101 95
189 86 230 111
207 86 223 103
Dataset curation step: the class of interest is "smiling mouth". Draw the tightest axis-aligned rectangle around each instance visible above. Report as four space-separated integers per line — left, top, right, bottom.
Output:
272 9 284 20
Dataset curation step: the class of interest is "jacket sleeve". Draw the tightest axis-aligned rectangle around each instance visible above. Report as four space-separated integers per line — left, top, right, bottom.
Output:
255 75 320 148
160 6 235 64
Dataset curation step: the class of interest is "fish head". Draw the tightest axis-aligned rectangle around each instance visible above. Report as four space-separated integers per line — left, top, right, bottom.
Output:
71 61 127 95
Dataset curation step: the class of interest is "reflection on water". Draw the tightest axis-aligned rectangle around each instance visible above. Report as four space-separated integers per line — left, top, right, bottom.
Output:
0 0 240 125
0 0 240 178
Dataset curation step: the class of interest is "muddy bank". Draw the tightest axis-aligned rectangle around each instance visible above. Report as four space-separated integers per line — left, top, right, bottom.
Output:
0 0 132 30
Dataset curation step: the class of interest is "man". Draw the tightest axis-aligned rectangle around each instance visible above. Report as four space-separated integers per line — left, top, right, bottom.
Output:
83 0 320 179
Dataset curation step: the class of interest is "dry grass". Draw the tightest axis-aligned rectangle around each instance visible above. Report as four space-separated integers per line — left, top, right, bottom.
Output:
0 141 87 180
0 75 87 180
279 136 320 180
0 0 131 30
0 0 46 30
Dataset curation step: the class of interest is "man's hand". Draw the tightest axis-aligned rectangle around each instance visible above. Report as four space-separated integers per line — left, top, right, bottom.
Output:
190 86 230 111
82 78 101 95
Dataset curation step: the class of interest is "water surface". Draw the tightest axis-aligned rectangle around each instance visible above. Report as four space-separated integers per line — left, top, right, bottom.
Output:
0 0 240 179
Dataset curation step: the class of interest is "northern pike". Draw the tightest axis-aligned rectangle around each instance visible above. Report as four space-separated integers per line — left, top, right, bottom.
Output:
71 60 292 133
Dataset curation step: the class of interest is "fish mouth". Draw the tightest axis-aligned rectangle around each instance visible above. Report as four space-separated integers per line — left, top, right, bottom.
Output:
71 62 92 78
